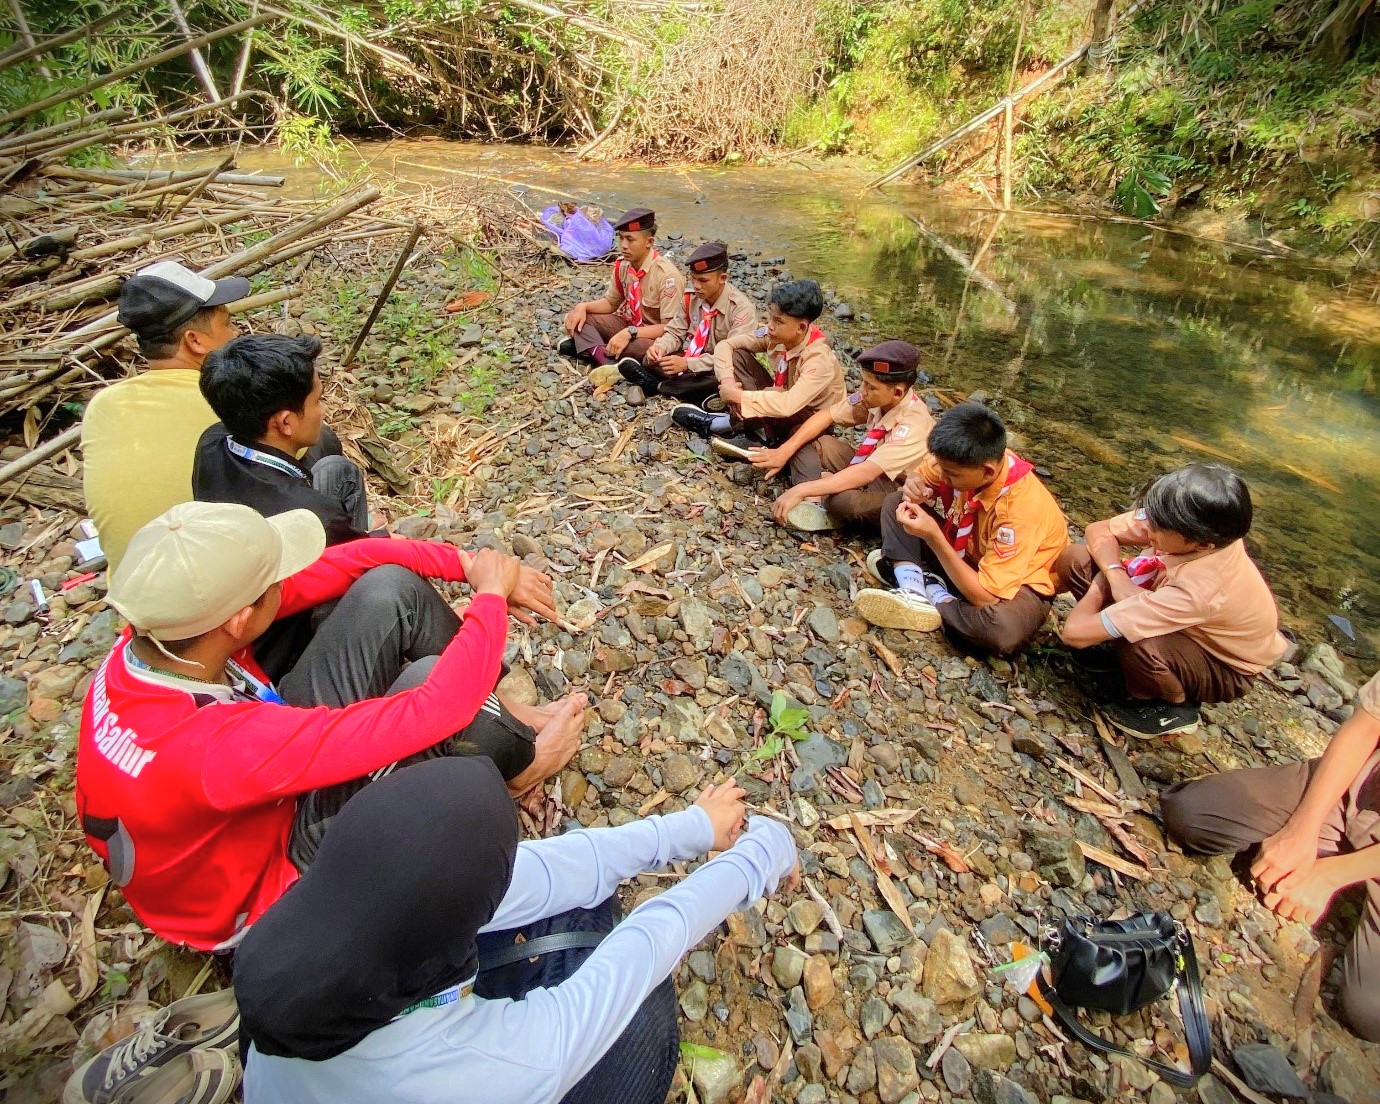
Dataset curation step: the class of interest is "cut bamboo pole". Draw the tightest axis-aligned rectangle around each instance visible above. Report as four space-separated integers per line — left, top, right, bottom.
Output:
165 0 224 102
0 12 121 74
230 2 258 97
69 209 249 263
343 220 423 366
0 108 130 156
6 0 52 80
168 155 237 217
0 425 80 487
0 15 272 128
42 166 284 188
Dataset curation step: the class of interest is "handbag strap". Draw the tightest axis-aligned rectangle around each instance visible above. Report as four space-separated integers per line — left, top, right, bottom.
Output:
478 929 607 972
1038 935 1212 1089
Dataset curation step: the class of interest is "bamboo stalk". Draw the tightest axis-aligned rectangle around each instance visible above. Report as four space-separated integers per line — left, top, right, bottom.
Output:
0 12 122 74
10 92 257 162
42 166 284 188
68 208 249 263
343 220 423 366
165 0 224 102
0 425 80 488
168 155 236 217
6 0 52 80
0 15 272 128
0 107 130 155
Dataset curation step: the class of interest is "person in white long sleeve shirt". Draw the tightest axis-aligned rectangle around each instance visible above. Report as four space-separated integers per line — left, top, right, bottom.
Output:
234 756 801 1104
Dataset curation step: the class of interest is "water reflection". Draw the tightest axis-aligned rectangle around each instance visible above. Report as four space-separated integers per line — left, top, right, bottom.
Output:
213 141 1379 641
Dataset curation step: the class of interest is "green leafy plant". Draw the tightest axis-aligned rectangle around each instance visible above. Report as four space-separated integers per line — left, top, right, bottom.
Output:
679 1042 728 1062
768 690 810 742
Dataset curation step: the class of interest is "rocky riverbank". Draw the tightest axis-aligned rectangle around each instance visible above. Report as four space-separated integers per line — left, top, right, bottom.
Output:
0 218 1377 1103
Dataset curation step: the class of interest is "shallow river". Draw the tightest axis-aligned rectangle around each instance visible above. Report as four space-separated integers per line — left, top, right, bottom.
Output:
215 140 1380 647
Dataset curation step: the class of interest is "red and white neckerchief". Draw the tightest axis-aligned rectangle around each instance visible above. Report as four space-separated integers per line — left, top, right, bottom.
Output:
682 291 718 357
940 452 1034 555
1122 553 1165 588
850 420 888 465
615 250 658 325
771 324 826 386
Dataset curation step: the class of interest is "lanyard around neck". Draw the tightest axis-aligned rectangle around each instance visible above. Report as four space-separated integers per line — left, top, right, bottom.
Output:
226 436 307 481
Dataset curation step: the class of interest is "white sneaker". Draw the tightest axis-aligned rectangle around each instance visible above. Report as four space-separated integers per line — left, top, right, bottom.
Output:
855 588 941 632
785 500 836 531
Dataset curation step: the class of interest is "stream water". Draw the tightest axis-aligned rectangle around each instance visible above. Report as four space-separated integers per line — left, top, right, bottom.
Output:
193 139 1380 647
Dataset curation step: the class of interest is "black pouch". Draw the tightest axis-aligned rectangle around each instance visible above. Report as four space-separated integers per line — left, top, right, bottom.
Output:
1037 911 1212 1088
474 896 618 1000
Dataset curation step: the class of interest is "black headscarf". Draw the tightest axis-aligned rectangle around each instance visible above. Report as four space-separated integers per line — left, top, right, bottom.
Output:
234 757 519 1061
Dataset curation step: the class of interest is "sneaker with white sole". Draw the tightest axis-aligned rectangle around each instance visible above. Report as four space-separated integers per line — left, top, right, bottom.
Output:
64 990 238 1104
784 500 836 531
855 587 942 632
1102 699 1200 739
864 549 896 587
710 435 755 462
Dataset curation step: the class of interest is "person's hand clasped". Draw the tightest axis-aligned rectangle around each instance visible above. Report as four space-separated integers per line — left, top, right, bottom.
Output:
719 379 745 405
1259 858 1344 925
563 304 587 336
902 469 932 504
695 781 747 852
659 354 690 376
749 446 787 480
462 548 522 602
896 499 941 540
1251 824 1318 894
606 328 632 358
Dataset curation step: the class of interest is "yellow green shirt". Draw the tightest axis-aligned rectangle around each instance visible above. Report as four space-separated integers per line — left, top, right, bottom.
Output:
82 370 217 575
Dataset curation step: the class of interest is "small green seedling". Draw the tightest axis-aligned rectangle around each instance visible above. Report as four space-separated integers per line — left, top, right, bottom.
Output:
679 1043 728 1062
768 690 810 742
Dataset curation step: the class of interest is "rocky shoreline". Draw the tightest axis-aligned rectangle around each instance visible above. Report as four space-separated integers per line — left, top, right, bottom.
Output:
1 222 1377 1103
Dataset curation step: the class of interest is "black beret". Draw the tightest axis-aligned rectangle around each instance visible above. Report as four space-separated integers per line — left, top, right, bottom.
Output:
687 241 729 273
858 340 920 377
614 207 656 233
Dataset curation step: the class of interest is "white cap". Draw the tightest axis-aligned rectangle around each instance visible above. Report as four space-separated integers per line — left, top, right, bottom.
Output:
108 503 326 640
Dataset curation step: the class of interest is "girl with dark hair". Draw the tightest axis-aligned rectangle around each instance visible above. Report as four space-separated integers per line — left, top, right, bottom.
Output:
1058 463 1288 737
235 758 800 1104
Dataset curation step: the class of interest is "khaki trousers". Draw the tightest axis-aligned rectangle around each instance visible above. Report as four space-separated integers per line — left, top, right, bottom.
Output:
573 312 653 363
788 436 897 529
1060 543 1255 705
729 349 820 446
1161 756 1380 1041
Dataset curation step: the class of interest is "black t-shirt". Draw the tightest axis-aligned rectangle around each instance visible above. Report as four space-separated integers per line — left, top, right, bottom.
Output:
192 423 366 547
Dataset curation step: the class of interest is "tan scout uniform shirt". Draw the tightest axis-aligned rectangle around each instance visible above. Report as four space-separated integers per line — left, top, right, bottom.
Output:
650 282 757 369
713 330 845 421
604 251 685 326
915 452 1069 600
1346 670 1379 837
1101 509 1288 674
825 389 935 480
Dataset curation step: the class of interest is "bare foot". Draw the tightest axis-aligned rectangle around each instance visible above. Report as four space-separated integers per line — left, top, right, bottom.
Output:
506 692 588 796
500 691 565 731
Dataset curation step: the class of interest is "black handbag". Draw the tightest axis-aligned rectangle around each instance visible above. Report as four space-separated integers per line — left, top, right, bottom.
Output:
1036 911 1212 1088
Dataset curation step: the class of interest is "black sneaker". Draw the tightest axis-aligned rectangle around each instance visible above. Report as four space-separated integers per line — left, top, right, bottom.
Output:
864 549 897 588
672 403 721 438
557 337 577 358
1103 699 1200 739
615 356 659 394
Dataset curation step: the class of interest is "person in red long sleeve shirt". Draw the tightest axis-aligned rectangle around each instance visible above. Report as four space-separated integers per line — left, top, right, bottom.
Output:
75 502 587 952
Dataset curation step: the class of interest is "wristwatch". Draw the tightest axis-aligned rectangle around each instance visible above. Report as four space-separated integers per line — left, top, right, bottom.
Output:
627 327 638 341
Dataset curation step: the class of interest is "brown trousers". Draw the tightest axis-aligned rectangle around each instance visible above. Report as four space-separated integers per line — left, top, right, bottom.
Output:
1161 756 1380 1041
573 312 653 363
1061 543 1255 704
878 491 1052 658
789 436 897 529
729 349 820 446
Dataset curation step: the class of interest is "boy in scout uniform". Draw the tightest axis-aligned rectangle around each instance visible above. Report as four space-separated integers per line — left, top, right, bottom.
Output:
857 401 1069 659
746 340 934 532
559 207 685 376
1160 668 1380 1043
1058 463 1287 737
673 278 844 448
636 241 756 401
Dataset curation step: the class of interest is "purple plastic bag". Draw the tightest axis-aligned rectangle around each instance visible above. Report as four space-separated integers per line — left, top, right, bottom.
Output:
540 204 614 263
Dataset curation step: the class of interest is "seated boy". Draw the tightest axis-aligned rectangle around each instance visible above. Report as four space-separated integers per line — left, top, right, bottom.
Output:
1058 463 1287 737
856 402 1069 658
674 279 845 449
559 207 685 378
1160 670 1380 1042
85 261 345 573
75 502 586 952
748 340 934 532
640 241 756 401
194 333 372 546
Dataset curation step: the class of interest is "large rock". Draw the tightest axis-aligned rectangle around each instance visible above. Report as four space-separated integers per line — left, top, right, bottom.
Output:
863 909 912 955
689 1052 739 1104
771 945 808 989
953 1032 1017 1071
1022 823 1086 887
1231 1044 1309 1099
660 753 698 793
678 597 716 649
803 955 835 1010
921 928 981 1010
890 988 942 1047
872 1037 919 1104
791 733 848 793
974 1070 1039 1104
